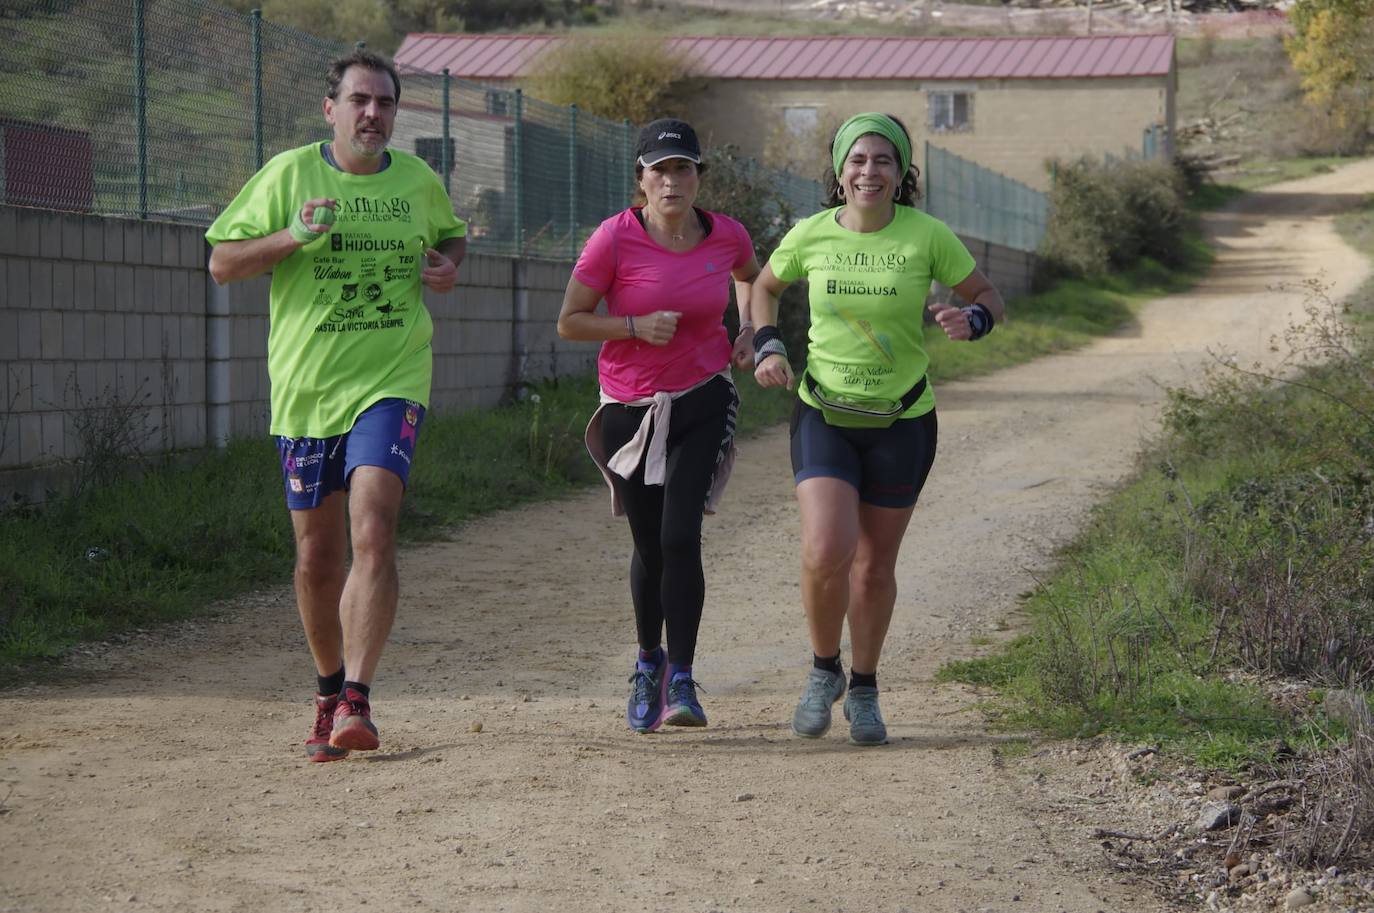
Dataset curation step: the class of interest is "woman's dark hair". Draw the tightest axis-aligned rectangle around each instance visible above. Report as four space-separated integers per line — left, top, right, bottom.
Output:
823 113 920 208
632 159 709 205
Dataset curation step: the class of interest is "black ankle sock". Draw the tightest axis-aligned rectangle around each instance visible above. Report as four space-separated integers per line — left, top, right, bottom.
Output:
850 671 877 690
813 652 843 676
343 679 371 699
318 666 345 697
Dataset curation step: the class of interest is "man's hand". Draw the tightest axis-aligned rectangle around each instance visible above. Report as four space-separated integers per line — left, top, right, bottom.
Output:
421 247 458 294
300 199 336 234
928 302 973 341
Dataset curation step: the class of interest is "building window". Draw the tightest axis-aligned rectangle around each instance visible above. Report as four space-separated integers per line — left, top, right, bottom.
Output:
928 92 972 132
782 106 819 138
485 89 510 117
415 137 455 177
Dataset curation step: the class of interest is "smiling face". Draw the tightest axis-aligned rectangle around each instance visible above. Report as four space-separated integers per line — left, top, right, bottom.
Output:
323 65 397 171
839 133 901 211
638 157 700 220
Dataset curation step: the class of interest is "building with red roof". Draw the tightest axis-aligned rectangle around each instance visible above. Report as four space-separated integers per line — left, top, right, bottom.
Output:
395 33 1175 191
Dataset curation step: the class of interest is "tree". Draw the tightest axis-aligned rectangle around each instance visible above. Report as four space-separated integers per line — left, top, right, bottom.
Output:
392 1 597 35
695 146 810 362
523 32 692 126
390 0 467 34
1286 0 1374 146
221 0 398 53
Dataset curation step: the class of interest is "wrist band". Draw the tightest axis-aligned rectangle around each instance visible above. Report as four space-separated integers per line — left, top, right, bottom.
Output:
962 303 994 341
754 339 787 367
626 315 636 339
753 326 787 366
738 322 754 332
289 208 324 245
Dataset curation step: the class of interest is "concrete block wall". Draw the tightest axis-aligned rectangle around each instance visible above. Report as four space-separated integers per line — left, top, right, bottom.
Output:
957 234 1036 302
518 258 597 386
208 274 271 443
0 206 209 477
0 207 599 501
0 206 1027 503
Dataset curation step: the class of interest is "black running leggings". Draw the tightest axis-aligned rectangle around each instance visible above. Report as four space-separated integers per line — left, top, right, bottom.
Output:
599 376 738 668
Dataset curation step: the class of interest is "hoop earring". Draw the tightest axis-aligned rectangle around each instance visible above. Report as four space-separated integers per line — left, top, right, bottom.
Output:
837 185 846 199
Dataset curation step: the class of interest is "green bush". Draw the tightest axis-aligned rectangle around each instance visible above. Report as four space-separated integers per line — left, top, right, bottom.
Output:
695 145 810 362
1039 157 1191 280
523 31 692 125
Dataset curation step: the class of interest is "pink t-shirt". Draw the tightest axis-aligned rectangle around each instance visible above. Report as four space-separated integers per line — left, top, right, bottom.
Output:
573 208 754 401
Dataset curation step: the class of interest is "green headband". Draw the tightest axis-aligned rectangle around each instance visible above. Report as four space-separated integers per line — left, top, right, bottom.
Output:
831 113 911 181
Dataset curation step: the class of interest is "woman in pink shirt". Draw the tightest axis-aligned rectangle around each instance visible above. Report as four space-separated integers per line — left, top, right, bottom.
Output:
557 118 760 733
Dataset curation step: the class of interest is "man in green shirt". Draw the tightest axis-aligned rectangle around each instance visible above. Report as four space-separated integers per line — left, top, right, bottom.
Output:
206 50 466 762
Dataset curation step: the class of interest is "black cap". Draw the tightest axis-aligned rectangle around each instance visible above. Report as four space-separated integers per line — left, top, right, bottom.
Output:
635 118 701 166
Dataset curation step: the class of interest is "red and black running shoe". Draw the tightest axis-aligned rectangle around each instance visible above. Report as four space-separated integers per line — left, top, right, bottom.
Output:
329 687 380 751
306 693 350 763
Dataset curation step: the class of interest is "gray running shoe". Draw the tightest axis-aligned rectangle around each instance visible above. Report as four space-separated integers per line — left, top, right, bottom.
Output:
843 686 888 746
791 667 847 738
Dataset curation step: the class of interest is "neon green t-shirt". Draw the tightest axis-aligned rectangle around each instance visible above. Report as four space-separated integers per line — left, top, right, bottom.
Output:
769 205 976 422
206 143 466 438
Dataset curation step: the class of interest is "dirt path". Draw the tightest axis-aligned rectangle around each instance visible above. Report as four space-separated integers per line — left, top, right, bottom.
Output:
4 162 1373 913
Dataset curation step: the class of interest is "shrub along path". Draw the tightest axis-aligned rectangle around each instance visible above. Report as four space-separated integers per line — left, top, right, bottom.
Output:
3 161 1373 913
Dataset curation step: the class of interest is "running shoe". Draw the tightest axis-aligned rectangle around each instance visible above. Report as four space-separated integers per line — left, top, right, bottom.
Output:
843 686 888 746
791 666 847 738
306 693 349 762
662 673 707 727
329 687 380 751
626 649 667 734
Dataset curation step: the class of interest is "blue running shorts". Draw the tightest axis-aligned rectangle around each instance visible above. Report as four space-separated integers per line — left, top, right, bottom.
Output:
277 398 426 510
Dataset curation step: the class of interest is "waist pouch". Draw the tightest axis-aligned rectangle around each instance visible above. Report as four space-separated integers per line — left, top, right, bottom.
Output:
804 370 927 429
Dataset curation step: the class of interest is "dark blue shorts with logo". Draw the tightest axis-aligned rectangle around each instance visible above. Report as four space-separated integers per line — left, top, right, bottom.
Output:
277 397 426 511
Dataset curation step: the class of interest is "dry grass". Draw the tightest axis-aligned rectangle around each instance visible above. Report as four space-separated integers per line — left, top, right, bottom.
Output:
1176 35 1364 165
1281 728 1374 867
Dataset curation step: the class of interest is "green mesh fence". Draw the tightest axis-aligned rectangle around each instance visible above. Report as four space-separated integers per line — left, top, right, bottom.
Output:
2 0 823 261
924 143 1048 253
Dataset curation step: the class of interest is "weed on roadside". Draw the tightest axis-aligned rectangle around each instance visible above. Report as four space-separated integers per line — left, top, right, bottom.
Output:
942 261 1374 867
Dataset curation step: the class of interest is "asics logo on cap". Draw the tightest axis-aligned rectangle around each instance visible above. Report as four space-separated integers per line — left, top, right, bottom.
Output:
658 132 682 140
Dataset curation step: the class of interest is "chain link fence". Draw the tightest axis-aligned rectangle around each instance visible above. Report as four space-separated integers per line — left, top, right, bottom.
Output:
924 143 1049 253
3 0 823 260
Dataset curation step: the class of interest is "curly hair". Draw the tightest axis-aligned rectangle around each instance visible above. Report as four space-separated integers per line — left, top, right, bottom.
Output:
823 113 921 208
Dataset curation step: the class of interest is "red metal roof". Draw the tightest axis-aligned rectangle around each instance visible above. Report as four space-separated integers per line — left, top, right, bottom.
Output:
395 34 1174 81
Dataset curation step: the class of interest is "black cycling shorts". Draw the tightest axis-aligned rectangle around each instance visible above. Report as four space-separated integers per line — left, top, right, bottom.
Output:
789 399 938 508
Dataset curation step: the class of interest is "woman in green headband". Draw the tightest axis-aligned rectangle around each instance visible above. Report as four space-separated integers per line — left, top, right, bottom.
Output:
747 112 1007 746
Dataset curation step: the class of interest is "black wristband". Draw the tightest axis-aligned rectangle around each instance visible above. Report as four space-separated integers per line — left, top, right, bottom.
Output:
962 302 994 341
752 325 781 353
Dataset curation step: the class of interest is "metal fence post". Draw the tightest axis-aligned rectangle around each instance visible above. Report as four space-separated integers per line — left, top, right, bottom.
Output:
622 118 632 209
134 0 148 218
923 141 930 213
252 9 263 170
513 89 524 256
441 68 451 196
569 104 578 260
